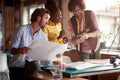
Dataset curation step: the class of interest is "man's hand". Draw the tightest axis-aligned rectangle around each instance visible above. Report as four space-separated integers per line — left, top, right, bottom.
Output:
11 47 31 54
19 47 32 54
74 33 89 45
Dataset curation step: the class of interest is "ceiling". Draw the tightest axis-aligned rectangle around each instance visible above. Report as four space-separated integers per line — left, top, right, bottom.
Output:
0 0 47 10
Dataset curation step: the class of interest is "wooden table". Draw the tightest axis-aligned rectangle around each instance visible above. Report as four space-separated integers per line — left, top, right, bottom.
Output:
33 70 89 80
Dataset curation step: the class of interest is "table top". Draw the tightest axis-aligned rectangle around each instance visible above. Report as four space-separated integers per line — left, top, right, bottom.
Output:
34 59 120 80
64 63 120 78
33 70 88 80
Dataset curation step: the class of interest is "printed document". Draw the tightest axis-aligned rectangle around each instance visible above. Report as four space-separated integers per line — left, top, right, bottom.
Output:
27 38 68 62
66 61 100 70
85 59 112 66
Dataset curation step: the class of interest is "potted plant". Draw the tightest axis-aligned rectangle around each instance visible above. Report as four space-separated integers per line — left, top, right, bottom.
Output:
99 31 112 49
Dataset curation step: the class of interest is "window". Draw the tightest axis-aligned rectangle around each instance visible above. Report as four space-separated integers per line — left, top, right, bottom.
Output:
22 4 44 25
85 0 120 50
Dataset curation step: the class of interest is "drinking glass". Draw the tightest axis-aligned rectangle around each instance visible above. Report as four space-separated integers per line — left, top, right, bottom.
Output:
49 65 63 80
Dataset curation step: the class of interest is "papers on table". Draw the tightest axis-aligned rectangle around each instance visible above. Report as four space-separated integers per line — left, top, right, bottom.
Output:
66 61 100 70
84 59 109 64
84 59 112 66
27 38 68 62
66 59 113 70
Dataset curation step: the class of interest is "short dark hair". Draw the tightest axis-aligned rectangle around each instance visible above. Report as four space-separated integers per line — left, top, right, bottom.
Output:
68 0 86 12
30 8 50 22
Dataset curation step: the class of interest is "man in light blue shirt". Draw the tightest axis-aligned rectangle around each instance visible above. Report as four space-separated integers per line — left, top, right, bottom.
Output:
9 8 50 80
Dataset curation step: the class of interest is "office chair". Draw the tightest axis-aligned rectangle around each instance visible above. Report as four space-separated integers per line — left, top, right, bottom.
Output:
0 53 10 80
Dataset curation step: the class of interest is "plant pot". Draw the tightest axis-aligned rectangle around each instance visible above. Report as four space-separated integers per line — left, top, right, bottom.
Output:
100 41 106 49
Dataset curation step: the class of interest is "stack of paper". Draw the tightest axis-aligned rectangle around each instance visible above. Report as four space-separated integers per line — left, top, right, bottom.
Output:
66 61 100 70
84 59 112 66
84 59 109 64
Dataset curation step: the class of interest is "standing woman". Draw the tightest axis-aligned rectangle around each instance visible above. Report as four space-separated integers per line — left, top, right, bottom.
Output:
68 0 100 61
43 0 67 44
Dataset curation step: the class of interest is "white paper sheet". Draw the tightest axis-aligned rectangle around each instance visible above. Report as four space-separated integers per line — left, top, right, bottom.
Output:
84 59 109 64
27 38 68 62
66 61 100 70
84 59 112 66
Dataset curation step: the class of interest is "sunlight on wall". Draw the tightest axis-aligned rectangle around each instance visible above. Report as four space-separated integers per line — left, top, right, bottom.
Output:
85 0 120 49
85 0 118 11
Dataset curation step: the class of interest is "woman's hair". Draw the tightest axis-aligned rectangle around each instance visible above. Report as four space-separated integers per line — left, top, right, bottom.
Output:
68 0 86 12
50 6 60 17
30 8 50 22
45 0 61 22
45 0 58 12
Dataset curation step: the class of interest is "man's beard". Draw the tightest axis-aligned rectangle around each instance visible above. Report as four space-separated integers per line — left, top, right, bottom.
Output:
39 22 45 29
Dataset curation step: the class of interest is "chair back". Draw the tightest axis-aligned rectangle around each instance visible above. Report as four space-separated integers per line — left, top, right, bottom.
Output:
0 54 7 72
62 56 71 63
